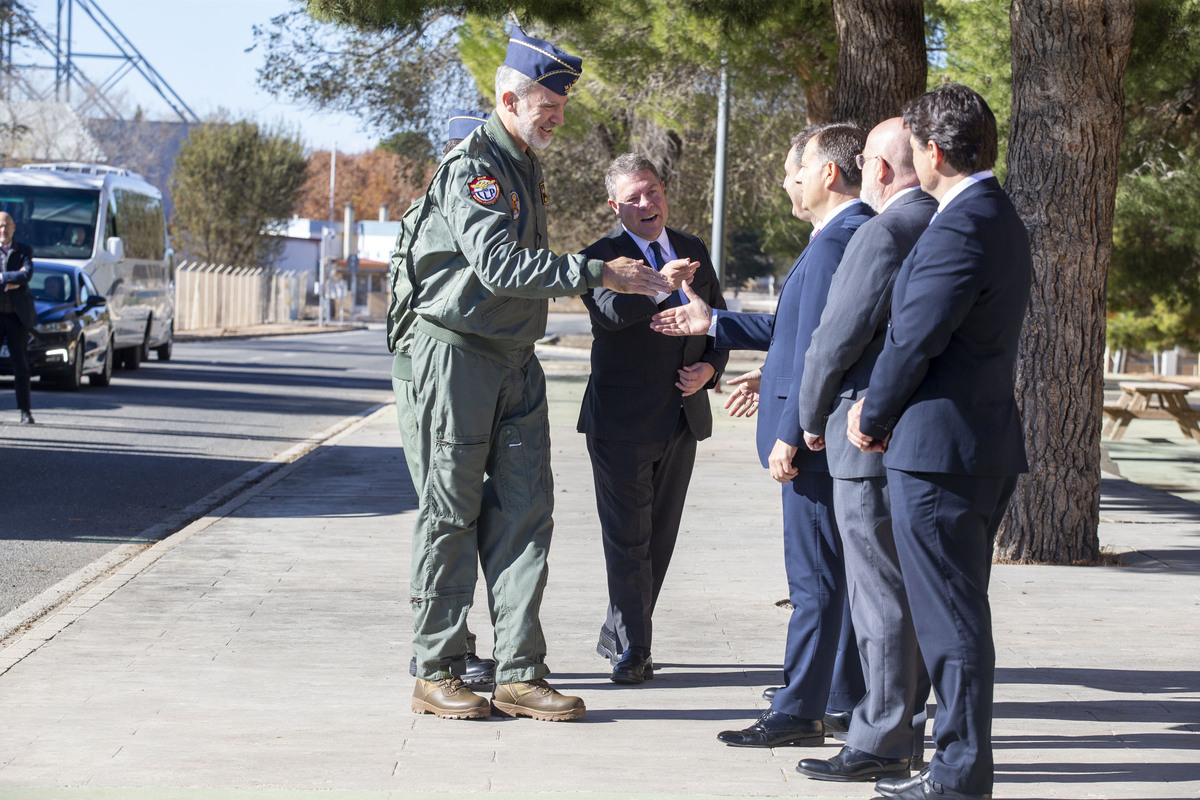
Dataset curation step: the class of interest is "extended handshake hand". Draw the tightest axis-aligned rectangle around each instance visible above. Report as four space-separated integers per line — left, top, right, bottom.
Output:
657 257 698 289
649 281 711 335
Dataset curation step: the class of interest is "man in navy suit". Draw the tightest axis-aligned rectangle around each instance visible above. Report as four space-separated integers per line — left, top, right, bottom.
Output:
794 117 936 784
653 123 872 746
849 84 1032 800
578 153 728 685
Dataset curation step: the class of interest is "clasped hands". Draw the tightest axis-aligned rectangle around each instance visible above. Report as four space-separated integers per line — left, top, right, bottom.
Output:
780 398 888 483
797 399 889 460
846 397 888 453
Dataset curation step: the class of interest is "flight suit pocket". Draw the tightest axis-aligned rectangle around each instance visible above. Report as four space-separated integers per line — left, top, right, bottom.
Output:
489 424 534 509
426 433 488 526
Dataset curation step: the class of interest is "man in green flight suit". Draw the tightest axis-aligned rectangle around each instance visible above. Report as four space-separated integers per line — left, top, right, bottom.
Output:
405 27 679 721
389 110 496 690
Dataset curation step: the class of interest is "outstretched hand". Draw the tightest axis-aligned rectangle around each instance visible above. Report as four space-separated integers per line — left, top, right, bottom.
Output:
602 256 671 296
650 281 711 336
659 257 699 290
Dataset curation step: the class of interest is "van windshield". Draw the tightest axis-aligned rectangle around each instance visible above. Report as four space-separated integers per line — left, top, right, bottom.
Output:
0 186 100 259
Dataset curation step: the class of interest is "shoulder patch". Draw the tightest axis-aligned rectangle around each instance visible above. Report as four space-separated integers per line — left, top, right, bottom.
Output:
510 191 520 220
468 176 500 205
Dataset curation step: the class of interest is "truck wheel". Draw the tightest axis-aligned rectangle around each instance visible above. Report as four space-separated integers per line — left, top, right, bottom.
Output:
121 343 142 370
155 323 173 361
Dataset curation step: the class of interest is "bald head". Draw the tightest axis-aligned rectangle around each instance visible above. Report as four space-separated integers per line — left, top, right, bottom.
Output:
859 117 921 212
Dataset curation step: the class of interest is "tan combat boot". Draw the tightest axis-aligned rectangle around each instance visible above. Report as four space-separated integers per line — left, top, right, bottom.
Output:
412 676 491 719
492 678 586 721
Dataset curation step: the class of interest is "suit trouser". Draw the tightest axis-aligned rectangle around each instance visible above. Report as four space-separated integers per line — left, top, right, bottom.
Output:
887 468 1017 796
772 470 860 718
0 312 31 412
409 333 553 685
836 475 927 759
586 413 697 658
392 358 477 657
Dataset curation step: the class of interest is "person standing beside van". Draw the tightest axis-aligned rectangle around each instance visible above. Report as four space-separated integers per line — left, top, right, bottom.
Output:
0 211 36 424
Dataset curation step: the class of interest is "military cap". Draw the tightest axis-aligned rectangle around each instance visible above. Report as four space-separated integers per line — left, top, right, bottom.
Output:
503 27 582 96
447 110 490 141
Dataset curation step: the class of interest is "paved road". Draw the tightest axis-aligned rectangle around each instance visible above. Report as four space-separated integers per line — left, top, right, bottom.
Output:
0 328 394 623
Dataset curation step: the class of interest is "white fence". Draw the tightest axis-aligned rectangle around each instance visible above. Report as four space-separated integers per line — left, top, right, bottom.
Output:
175 262 303 331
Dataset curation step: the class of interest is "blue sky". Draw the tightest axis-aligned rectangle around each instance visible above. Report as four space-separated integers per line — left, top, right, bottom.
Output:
27 0 376 154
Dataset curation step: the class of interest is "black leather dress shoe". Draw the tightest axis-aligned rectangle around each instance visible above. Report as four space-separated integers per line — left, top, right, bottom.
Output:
874 767 928 797
823 710 851 735
882 772 991 800
611 649 654 685
408 654 496 686
762 686 779 701
596 626 619 663
796 745 909 782
717 709 824 747
20 409 35 424
460 653 496 687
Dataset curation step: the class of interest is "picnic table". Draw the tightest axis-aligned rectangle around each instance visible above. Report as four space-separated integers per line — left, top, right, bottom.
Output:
1102 381 1200 443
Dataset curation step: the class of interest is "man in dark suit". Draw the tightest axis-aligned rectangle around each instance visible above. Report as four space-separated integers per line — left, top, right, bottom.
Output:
794 117 936 784
653 123 872 746
0 212 36 425
849 84 1032 800
579 153 728 684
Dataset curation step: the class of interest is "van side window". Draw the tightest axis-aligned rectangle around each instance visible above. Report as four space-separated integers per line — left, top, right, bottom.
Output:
113 188 166 260
106 194 119 243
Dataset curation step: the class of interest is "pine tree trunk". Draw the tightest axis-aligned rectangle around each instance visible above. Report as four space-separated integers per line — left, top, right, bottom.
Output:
831 0 927 129
998 0 1135 564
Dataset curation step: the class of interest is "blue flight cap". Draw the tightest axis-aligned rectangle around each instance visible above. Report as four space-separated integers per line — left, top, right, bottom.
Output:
447 110 489 140
503 27 583 96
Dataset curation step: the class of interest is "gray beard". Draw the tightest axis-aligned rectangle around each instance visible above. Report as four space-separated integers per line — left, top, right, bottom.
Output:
518 117 552 150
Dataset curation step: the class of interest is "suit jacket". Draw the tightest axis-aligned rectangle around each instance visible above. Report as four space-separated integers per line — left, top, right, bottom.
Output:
713 201 874 469
860 177 1032 476
577 226 728 444
798 191 938 479
0 241 36 329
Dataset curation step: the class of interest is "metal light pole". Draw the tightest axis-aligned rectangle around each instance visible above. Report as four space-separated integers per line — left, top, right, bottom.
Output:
710 60 730 284
328 142 337 224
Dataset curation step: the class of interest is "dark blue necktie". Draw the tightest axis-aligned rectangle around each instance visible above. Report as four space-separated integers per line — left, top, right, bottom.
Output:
648 240 666 270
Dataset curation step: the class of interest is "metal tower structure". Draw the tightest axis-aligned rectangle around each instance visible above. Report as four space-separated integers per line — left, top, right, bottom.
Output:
0 0 198 124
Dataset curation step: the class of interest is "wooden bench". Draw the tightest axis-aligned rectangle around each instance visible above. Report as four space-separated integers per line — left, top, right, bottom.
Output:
1102 381 1200 443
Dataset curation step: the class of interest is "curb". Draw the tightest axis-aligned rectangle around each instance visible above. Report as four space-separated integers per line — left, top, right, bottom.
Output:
175 324 367 342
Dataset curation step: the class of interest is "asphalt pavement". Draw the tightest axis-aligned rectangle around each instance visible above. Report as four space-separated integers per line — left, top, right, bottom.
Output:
0 338 1198 799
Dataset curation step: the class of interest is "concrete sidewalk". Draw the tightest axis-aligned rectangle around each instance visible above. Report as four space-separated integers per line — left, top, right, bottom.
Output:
0 375 1198 799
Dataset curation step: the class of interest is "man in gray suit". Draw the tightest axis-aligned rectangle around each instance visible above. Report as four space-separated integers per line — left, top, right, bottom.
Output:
793 117 936 783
